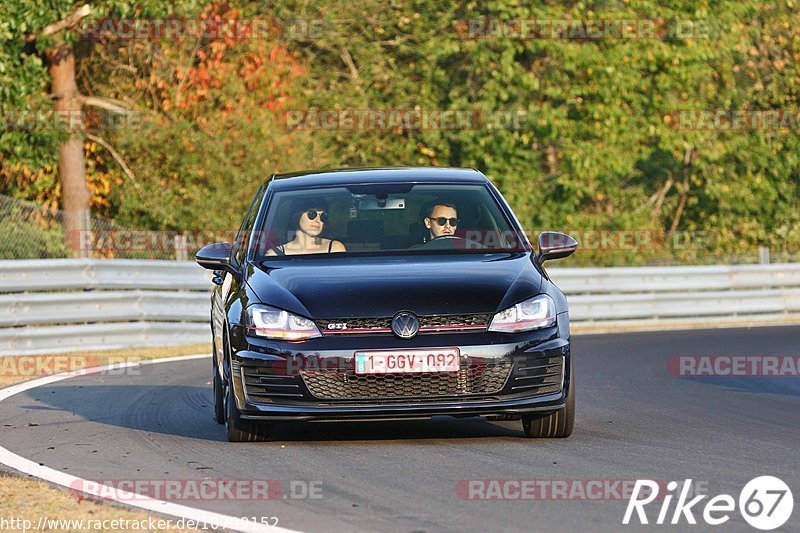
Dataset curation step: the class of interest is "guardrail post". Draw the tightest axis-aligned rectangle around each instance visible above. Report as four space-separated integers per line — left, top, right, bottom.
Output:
759 246 770 265
79 210 92 259
174 234 188 261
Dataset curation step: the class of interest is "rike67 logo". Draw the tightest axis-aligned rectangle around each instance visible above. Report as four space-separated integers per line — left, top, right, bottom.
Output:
623 476 793 530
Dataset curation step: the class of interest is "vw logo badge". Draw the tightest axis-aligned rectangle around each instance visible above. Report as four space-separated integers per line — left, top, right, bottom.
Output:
391 312 419 339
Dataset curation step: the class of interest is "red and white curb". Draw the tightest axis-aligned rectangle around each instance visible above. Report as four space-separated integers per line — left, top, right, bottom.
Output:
0 354 302 533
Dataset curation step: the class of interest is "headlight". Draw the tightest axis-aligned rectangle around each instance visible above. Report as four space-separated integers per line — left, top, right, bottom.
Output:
246 305 322 340
488 295 557 333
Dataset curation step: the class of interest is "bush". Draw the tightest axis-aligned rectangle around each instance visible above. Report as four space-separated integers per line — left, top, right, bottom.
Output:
0 207 70 259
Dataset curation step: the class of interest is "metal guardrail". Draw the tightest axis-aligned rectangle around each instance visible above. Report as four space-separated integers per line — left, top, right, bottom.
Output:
550 263 800 332
0 259 209 292
0 291 208 327
0 260 212 355
551 264 800 294
0 322 210 355
1 260 799 355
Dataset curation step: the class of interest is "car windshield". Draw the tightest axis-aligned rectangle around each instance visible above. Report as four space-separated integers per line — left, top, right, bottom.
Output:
253 183 528 259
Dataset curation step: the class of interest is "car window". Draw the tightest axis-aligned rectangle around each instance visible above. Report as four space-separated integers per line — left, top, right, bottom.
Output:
254 183 527 259
232 183 266 267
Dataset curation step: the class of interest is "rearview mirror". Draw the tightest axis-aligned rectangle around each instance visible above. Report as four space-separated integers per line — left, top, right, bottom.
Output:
196 242 236 276
536 232 578 264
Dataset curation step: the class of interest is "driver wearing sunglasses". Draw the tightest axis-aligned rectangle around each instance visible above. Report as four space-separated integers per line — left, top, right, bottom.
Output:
266 197 346 256
424 202 460 240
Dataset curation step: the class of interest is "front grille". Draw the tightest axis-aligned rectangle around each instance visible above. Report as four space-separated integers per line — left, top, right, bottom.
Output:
316 313 491 336
508 355 564 395
300 361 512 400
316 317 392 334
420 314 491 332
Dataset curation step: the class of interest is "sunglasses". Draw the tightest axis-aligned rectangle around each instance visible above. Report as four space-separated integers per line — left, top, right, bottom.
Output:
304 209 329 222
428 217 459 227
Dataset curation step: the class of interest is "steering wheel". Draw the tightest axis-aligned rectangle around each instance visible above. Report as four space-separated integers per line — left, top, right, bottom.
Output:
413 234 487 250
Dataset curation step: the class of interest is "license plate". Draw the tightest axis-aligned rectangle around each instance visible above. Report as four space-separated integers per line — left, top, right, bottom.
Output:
354 348 460 374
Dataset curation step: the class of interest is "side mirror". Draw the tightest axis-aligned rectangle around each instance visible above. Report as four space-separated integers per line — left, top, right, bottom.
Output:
536 232 578 264
196 242 237 277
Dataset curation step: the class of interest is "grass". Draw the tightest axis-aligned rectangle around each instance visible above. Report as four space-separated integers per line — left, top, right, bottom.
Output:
0 343 211 531
0 473 199 532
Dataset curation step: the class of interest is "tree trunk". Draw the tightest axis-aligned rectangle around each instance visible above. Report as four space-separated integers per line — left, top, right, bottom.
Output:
47 43 90 257
667 148 696 238
545 143 558 175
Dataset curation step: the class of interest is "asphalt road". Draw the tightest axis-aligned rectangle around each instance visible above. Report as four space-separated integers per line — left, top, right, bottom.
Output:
1 326 799 532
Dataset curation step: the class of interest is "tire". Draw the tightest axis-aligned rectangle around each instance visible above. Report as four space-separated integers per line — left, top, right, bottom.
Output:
212 355 225 425
521 362 574 438
224 380 272 442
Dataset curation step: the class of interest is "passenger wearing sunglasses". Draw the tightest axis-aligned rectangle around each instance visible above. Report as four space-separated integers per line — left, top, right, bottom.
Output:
266 198 346 256
424 202 460 241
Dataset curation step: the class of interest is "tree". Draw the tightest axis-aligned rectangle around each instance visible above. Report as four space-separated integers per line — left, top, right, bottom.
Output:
0 1 179 255
80 2 311 235
44 6 93 255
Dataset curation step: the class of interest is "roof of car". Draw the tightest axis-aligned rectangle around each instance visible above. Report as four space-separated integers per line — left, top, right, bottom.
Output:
267 167 488 190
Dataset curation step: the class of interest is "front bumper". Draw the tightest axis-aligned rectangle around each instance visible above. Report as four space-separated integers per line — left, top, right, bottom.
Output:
239 394 566 421
228 324 571 421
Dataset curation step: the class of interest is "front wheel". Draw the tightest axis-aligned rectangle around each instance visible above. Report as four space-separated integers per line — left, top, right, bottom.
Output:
521 363 574 438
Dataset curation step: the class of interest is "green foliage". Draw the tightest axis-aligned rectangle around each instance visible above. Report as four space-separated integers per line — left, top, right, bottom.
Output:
0 205 69 259
278 0 800 263
1 0 798 264
88 2 312 231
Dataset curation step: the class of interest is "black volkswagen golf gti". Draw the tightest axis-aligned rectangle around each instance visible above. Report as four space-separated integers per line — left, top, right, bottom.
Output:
196 167 578 442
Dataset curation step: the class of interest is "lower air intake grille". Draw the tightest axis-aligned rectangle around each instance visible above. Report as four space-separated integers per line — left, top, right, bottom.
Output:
300 361 512 400
508 355 564 395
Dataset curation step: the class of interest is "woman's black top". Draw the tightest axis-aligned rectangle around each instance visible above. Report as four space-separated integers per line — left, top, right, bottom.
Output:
271 240 335 255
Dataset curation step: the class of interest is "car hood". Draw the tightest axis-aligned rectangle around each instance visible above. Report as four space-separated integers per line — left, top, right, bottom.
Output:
246 253 542 318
